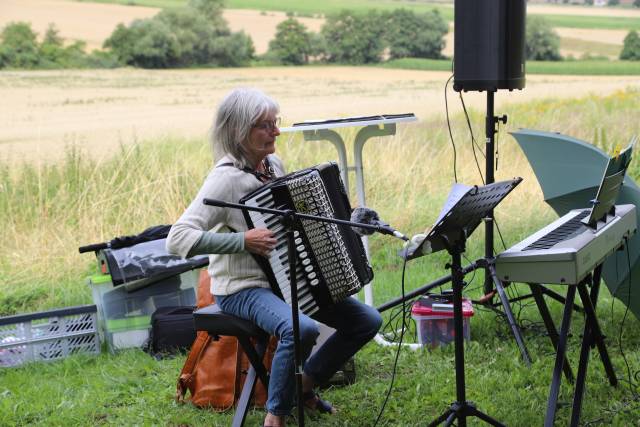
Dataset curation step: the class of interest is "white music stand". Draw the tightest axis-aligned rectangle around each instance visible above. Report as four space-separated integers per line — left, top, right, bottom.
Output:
281 113 418 348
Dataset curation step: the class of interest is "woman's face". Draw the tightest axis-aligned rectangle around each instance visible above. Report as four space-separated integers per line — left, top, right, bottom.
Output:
245 112 280 165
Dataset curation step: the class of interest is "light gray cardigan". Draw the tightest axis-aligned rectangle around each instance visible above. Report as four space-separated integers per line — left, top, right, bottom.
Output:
166 154 285 296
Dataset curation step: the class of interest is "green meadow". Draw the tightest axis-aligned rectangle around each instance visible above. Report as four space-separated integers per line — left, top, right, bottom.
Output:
382 58 640 75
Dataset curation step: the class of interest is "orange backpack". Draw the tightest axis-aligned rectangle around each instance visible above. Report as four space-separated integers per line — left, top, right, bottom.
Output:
176 270 276 410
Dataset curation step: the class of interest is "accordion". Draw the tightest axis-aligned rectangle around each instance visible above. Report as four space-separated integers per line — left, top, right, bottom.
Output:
239 162 374 315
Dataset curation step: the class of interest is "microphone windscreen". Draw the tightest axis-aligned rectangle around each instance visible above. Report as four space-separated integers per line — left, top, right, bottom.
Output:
350 207 379 236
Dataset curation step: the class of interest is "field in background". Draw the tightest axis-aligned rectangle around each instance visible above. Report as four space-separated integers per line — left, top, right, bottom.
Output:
1 67 639 164
1 0 638 59
385 58 640 74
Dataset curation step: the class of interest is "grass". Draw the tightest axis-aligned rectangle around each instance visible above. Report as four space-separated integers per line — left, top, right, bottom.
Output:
79 0 640 30
1 88 640 425
560 37 621 59
382 58 640 75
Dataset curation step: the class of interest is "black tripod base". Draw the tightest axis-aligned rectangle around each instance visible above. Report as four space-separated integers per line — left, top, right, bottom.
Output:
429 401 505 427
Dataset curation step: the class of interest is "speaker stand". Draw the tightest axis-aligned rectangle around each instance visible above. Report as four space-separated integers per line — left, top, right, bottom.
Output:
483 90 506 294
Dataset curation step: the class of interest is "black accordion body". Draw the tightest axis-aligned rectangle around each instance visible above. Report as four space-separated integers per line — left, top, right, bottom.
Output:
239 162 374 315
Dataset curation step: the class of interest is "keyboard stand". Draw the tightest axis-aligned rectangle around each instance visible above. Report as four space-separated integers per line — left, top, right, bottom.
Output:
534 264 617 427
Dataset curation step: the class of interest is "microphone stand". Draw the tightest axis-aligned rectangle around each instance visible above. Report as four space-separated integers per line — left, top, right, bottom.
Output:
203 197 406 427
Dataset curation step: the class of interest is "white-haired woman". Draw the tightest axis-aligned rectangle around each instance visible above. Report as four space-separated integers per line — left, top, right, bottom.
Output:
167 88 381 427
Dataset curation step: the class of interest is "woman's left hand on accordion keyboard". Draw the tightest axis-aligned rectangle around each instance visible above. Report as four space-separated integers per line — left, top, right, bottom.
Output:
244 228 277 257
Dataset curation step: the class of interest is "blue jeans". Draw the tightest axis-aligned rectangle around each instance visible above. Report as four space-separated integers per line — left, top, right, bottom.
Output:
216 287 382 416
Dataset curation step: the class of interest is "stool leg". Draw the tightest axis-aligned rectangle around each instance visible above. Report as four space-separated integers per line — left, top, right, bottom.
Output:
232 336 269 427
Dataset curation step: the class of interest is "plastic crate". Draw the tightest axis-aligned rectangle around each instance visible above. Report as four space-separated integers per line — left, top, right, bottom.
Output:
87 269 198 352
0 305 99 367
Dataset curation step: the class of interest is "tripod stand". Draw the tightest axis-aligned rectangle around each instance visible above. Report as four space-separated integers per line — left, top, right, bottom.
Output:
405 179 521 427
429 241 504 427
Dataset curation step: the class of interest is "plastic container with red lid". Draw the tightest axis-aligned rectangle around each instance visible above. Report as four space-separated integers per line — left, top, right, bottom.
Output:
411 296 474 349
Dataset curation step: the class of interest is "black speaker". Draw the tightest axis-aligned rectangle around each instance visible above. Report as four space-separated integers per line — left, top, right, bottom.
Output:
453 0 526 92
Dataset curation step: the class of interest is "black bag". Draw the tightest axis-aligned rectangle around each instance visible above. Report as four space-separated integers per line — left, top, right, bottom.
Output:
146 306 196 357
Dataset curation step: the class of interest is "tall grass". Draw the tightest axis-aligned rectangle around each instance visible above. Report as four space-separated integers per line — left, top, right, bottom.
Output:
1 89 639 426
1 88 639 314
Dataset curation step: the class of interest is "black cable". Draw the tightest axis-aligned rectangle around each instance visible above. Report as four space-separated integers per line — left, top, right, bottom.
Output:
459 91 485 185
495 120 501 171
373 254 409 426
444 74 458 183
584 237 640 426
616 237 636 395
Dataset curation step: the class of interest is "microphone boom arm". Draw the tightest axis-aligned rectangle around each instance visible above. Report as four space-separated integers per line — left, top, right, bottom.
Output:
203 198 408 241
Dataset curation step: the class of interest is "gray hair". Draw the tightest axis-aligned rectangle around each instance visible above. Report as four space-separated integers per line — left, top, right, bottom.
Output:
211 87 279 169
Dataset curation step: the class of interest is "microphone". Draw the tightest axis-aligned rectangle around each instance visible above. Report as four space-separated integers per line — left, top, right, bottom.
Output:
350 207 409 241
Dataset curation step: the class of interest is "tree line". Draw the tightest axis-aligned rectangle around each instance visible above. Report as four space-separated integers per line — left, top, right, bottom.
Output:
1 0 639 70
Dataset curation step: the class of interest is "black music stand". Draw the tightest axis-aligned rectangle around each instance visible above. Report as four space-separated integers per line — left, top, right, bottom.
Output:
405 179 521 427
202 197 394 427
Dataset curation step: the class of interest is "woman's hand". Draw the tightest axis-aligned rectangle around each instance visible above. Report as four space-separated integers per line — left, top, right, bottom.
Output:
244 228 277 257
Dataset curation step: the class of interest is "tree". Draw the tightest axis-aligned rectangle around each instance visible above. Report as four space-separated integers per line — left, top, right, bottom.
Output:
383 9 448 59
105 19 180 68
525 16 562 61
104 2 253 68
0 22 40 68
620 30 640 60
321 10 385 64
634 0 640 8
38 24 87 68
268 18 312 65
188 0 224 21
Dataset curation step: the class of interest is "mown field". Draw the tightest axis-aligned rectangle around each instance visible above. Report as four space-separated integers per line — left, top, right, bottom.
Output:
1 77 639 425
86 0 640 30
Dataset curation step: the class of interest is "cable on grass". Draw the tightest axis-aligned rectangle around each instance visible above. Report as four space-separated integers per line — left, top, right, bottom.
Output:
373 254 410 427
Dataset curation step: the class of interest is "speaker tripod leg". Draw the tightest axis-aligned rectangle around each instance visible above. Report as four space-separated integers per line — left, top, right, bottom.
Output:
488 264 531 365
466 404 506 427
428 408 456 427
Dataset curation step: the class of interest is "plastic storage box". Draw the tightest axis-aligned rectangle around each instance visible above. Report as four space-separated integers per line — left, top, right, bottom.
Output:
87 269 198 352
0 305 99 367
411 296 474 349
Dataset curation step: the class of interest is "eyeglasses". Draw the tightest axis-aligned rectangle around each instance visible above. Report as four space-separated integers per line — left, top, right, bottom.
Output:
253 117 281 131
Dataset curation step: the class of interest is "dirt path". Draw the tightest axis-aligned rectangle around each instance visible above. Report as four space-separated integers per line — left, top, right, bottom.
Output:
1 67 638 163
